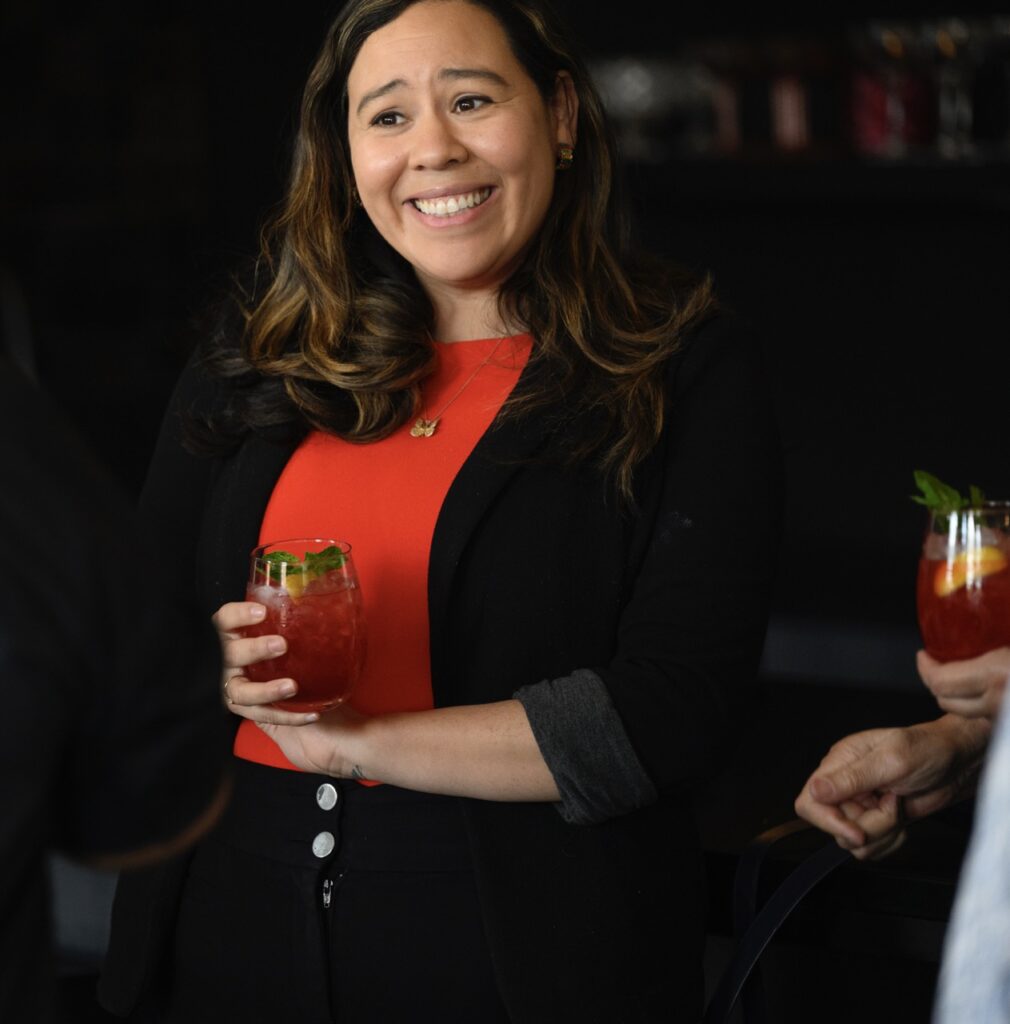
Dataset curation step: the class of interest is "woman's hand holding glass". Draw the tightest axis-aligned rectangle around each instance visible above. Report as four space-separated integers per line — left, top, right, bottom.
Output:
212 599 373 779
213 538 366 726
212 601 321 725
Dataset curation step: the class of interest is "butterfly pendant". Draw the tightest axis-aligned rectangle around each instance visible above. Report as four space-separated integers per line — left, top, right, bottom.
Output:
410 418 438 438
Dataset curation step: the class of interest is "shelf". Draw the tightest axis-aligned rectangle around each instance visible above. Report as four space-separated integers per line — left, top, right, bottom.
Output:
625 157 1010 212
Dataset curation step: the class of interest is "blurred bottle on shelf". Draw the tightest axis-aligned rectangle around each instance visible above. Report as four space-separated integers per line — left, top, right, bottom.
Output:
933 18 975 160
595 34 844 163
591 15 1010 168
589 56 717 162
765 35 845 160
695 38 769 159
850 22 936 160
849 15 1010 164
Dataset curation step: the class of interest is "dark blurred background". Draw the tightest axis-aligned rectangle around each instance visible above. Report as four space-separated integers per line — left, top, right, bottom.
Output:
3 3 1009 1019
4 3 1007 683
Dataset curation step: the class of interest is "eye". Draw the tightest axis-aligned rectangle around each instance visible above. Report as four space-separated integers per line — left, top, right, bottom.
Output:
370 110 405 127
453 94 491 113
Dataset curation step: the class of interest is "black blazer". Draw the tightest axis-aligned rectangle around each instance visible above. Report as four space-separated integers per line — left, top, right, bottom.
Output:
101 313 780 1023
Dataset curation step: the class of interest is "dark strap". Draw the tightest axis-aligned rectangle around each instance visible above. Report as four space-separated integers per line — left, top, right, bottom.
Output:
732 819 814 938
704 839 851 1024
731 819 815 1024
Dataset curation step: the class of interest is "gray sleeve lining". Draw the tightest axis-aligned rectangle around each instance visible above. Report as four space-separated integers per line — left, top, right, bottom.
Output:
514 668 659 826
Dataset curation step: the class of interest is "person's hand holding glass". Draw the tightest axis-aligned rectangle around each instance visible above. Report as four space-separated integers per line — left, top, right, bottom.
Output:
796 473 1009 856
214 538 366 724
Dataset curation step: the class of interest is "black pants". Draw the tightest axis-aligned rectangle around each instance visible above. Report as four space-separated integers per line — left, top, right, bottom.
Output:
157 759 510 1023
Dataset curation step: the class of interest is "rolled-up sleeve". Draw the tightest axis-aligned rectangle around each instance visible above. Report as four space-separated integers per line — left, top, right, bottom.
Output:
515 669 658 825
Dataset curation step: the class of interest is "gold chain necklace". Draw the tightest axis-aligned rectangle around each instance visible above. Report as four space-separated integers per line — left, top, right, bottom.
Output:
410 336 508 438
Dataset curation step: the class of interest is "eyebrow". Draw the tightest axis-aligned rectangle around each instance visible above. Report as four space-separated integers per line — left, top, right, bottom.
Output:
355 67 510 115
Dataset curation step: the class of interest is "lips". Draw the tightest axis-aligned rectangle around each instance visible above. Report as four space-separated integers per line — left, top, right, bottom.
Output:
410 187 493 218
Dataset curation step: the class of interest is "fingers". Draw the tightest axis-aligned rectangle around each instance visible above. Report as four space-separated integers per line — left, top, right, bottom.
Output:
224 633 287 670
212 600 287 672
917 648 1010 718
231 702 320 726
935 692 1004 718
223 675 319 725
808 749 898 806
227 674 297 705
214 601 291 685
851 790 899 840
795 785 866 848
852 828 907 862
848 793 907 861
797 777 909 858
212 601 317 726
795 731 896 847
934 679 1003 720
797 714 980 860
212 601 267 638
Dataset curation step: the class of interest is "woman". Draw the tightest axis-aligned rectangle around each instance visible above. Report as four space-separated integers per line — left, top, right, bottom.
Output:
100 1 780 1021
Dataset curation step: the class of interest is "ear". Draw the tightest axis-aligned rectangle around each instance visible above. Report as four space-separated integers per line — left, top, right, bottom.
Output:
550 71 579 148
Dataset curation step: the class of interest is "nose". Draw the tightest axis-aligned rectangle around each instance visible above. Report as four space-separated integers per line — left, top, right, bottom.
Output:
410 111 468 170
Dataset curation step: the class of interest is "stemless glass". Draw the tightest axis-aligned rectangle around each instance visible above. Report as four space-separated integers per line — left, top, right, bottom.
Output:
916 503 1010 661
243 538 366 711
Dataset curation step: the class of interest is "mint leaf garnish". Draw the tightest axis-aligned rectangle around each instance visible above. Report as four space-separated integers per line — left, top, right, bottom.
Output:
258 546 345 590
911 470 985 514
262 550 306 574
304 545 346 575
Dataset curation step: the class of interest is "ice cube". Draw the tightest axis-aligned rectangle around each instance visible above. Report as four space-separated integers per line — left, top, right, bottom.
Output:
978 525 1003 548
250 584 296 610
923 533 949 560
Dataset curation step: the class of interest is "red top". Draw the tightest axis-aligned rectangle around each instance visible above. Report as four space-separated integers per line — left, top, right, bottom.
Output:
234 334 533 770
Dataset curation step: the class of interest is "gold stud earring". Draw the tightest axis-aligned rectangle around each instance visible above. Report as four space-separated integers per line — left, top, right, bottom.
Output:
556 144 574 171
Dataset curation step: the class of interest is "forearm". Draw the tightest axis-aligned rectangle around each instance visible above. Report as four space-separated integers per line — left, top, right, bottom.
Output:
344 700 562 802
928 712 992 780
891 713 991 821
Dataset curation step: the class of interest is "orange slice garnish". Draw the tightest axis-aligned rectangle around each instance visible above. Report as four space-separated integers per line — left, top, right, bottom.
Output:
282 570 307 599
934 545 1009 596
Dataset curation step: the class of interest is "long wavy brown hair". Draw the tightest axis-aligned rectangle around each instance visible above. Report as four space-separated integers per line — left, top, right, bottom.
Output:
204 0 716 498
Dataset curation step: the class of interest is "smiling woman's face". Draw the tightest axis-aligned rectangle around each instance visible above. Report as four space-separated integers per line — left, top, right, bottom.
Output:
346 0 577 316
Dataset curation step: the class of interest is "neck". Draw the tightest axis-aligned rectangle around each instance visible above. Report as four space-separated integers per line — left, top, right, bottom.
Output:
422 280 521 343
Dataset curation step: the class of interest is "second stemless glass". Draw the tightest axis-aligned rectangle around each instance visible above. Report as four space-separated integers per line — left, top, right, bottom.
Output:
916 503 1010 661
243 538 366 712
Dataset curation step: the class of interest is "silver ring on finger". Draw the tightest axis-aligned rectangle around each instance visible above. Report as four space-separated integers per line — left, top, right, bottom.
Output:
223 678 235 704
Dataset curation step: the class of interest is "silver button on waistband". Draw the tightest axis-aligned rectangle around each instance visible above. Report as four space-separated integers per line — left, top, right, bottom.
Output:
312 831 336 859
316 783 338 811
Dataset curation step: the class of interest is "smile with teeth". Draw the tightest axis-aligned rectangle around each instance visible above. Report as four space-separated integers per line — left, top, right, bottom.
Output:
411 187 492 218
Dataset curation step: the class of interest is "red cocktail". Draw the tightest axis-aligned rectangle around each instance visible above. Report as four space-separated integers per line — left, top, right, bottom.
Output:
917 505 1010 661
243 539 366 712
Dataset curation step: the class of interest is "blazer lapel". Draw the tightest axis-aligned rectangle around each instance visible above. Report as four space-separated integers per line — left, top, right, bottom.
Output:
199 432 299 613
428 360 555 702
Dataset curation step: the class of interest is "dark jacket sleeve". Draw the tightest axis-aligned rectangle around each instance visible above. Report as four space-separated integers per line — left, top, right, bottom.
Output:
598 315 781 794
515 669 658 824
136 350 225 593
516 316 780 821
